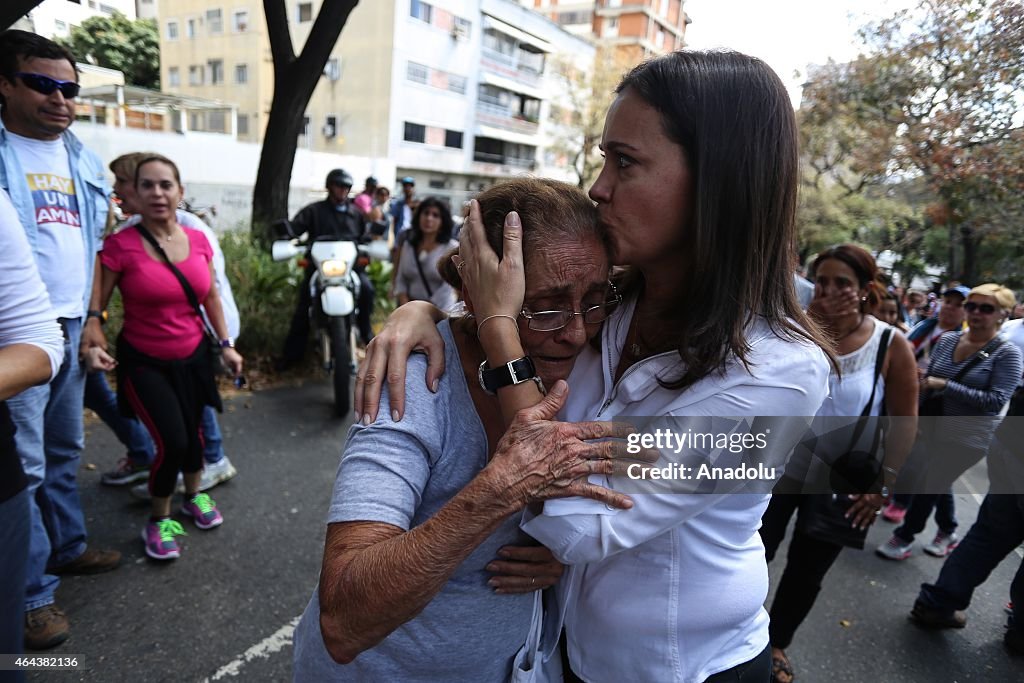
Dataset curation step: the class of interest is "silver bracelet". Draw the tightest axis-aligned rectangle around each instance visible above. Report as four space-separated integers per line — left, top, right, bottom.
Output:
476 314 518 338
882 465 900 476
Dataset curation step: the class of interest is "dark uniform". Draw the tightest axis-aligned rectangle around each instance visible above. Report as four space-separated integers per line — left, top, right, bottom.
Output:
279 198 376 366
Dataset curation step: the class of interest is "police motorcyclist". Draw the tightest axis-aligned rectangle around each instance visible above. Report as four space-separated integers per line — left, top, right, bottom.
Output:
277 169 375 370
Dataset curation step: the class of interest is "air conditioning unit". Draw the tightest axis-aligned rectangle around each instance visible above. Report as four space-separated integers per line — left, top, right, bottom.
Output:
451 23 469 41
323 59 341 81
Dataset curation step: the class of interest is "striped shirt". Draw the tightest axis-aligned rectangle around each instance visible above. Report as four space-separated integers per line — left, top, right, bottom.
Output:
926 331 1023 450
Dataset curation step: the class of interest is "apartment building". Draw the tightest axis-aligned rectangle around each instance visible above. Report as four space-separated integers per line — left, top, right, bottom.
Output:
528 0 689 62
157 0 592 204
15 0 138 39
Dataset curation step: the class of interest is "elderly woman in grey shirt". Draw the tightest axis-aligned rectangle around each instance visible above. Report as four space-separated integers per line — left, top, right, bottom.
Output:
293 178 641 681
393 197 461 311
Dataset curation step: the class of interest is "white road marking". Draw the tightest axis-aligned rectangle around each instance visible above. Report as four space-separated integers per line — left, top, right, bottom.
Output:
202 616 302 681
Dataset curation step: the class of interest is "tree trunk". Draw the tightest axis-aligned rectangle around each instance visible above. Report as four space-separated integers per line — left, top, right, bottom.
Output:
251 0 359 244
960 222 981 285
1 1 42 30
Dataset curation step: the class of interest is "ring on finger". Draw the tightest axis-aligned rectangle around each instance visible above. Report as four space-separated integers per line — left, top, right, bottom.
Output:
531 577 536 585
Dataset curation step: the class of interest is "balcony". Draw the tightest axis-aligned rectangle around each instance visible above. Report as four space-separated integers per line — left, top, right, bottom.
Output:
472 151 536 169
475 101 540 136
480 47 543 88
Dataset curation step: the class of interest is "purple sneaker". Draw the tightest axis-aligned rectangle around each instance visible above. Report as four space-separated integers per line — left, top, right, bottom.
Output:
142 518 186 560
181 492 223 530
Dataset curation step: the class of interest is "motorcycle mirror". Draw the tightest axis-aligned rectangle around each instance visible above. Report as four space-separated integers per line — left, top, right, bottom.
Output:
360 240 391 262
271 240 304 261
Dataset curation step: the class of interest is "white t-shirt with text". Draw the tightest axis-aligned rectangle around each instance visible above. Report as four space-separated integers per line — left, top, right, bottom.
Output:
6 131 86 318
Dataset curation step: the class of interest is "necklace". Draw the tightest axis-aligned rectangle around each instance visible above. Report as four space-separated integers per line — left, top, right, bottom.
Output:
835 315 865 342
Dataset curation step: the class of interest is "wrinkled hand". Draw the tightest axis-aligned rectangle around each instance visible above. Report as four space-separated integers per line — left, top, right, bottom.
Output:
484 381 655 512
845 492 887 530
83 346 116 373
808 289 861 319
354 301 447 424
222 347 243 377
457 199 525 321
486 545 564 594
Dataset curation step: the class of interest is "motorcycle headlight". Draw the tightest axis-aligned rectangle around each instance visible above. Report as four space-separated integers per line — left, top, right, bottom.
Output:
320 259 347 278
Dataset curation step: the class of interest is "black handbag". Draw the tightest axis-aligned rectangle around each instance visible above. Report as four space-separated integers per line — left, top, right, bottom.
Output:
919 335 1005 416
134 224 230 376
796 326 892 550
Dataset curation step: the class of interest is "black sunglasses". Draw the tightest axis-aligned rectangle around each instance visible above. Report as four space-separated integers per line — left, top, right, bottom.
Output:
964 302 997 314
15 72 80 99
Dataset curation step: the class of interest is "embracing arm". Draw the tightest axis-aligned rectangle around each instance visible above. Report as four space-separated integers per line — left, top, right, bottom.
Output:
318 476 511 664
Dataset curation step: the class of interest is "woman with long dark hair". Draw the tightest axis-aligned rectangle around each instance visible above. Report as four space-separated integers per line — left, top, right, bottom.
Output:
353 50 836 682
393 197 459 310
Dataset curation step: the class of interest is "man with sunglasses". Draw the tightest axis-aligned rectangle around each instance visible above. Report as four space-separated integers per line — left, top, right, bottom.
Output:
0 30 118 650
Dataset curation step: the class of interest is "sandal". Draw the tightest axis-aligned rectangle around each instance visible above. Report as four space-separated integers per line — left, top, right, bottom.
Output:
771 648 795 683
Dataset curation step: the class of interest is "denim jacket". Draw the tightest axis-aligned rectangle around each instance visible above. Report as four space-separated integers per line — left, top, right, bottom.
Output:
0 119 110 317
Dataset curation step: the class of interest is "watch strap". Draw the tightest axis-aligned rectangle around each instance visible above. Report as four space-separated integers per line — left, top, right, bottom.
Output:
477 357 542 395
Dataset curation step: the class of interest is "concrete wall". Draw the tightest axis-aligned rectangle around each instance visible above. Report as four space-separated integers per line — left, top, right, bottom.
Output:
71 122 395 230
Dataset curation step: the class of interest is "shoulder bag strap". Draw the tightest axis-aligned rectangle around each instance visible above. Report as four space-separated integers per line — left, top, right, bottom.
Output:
948 335 1004 385
411 245 434 298
135 224 216 339
845 326 893 453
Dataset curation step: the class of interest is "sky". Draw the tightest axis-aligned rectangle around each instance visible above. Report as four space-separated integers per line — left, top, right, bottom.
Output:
682 0 919 107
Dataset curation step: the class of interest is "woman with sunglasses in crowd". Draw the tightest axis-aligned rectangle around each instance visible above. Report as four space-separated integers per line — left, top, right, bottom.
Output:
878 284 1022 562
84 154 242 561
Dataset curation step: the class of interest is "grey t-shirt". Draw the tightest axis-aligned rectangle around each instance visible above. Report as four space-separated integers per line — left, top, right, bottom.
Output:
293 320 534 682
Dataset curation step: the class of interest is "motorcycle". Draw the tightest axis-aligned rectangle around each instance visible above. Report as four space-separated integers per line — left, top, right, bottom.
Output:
272 221 389 416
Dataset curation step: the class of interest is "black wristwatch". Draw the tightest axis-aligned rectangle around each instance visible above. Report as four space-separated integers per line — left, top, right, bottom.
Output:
86 309 107 325
477 357 545 396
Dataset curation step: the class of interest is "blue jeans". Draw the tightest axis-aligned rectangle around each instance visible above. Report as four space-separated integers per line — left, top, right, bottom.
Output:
917 494 1024 628
84 371 154 466
201 405 224 464
7 318 88 611
0 488 29 678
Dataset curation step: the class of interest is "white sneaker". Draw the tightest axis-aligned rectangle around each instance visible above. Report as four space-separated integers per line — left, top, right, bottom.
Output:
876 535 913 560
923 531 960 557
130 457 238 500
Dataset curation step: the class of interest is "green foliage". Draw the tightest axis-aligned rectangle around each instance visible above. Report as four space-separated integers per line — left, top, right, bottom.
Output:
56 13 159 89
366 259 395 328
218 231 295 358
798 0 1024 283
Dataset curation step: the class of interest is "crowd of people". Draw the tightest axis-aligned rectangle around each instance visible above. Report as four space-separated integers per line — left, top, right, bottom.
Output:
2 27 1023 683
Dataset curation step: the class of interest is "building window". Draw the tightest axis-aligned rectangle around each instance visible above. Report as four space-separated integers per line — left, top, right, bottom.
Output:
444 130 463 149
99 3 116 15
237 114 249 136
208 111 227 133
54 20 68 36
234 64 248 84
233 10 249 33
168 66 180 87
188 65 204 86
655 29 665 49
208 60 224 85
186 17 198 39
447 74 466 94
604 16 619 38
206 9 223 34
403 122 426 143
324 115 338 138
410 0 431 23
166 20 179 40
406 61 428 85
301 116 311 137
297 2 313 23
452 16 471 39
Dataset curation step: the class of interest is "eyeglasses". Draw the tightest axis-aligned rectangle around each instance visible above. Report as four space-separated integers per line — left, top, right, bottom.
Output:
14 72 80 99
964 302 997 314
520 284 622 332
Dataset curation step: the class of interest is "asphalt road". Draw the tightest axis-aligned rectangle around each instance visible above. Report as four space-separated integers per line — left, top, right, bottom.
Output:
25 379 1024 682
